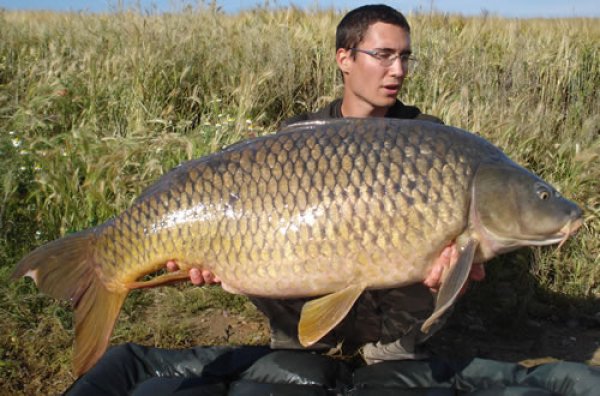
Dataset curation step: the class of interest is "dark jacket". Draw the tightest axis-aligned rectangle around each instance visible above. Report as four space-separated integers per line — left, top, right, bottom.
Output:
281 98 443 128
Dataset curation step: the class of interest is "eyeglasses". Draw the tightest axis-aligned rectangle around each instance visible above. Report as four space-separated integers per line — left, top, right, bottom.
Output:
349 48 418 70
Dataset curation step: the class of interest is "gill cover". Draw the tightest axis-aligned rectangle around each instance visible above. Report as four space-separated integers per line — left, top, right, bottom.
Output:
472 163 582 251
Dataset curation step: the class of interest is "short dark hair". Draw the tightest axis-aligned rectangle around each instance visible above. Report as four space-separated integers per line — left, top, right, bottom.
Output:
336 4 411 51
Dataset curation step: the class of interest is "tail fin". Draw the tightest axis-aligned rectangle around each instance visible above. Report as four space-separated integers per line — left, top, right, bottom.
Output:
11 229 128 376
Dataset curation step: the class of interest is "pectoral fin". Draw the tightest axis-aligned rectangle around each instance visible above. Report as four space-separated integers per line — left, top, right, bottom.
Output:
126 270 193 289
421 239 478 333
298 284 364 347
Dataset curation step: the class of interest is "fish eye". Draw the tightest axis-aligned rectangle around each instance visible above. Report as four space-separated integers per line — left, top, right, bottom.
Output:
536 185 551 200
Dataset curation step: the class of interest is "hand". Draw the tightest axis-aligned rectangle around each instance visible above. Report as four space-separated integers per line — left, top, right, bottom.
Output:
166 260 221 286
423 245 485 294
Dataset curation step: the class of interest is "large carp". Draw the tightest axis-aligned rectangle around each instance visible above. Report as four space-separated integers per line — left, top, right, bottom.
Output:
12 119 582 375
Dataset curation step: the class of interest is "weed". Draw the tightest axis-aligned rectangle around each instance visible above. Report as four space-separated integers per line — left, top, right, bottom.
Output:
0 7 598 394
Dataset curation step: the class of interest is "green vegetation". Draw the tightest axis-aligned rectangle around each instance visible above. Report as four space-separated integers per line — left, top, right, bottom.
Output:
0 6 598 394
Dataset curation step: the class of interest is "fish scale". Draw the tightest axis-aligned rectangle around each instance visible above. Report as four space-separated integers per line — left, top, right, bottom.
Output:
12 118 582 376
95 121 476 295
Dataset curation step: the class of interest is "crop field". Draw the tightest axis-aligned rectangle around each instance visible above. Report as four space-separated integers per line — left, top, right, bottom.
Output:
0 5 598 394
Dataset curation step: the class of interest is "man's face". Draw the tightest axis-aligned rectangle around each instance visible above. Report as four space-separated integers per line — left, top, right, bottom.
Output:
337 22 412 117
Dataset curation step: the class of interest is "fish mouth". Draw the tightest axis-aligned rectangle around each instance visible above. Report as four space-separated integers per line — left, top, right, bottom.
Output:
519 217 584 247
480 216 584 255
557 217 584 248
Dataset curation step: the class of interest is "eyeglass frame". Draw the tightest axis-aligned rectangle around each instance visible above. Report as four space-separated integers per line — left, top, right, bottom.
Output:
348 48 418 69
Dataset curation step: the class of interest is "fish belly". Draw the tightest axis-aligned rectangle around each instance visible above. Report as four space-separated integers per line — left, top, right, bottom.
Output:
97 119 483 297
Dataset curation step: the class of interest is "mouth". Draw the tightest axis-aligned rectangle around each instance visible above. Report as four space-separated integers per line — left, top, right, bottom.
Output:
525 216 584 248
481 216 584 251
557 217 584 248
382 84 400 96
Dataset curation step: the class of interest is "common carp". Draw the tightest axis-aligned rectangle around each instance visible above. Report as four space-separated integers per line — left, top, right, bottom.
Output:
12 118 582 376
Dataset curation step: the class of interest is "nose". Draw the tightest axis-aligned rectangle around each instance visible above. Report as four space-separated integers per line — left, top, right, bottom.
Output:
388 57 406 77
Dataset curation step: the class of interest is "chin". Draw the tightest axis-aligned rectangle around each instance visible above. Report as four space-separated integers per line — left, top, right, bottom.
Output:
378 97 397 107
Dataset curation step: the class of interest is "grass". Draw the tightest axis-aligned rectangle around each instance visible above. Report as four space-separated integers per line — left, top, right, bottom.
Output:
0 5 598 394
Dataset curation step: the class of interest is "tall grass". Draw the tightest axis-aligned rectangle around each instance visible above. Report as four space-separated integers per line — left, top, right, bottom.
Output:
0 6 598 394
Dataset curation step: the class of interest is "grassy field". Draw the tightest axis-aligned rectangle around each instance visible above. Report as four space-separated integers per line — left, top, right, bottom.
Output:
0 6 598 394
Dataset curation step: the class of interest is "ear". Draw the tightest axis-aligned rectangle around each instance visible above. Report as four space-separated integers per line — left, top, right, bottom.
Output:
336 48 353 75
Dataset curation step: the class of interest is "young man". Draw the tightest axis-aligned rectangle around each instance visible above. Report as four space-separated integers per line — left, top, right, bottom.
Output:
283 4 440 122
173 4 484 362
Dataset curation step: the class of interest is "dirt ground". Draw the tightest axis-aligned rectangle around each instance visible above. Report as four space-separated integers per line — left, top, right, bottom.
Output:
191 302 600 368
426 314 600 367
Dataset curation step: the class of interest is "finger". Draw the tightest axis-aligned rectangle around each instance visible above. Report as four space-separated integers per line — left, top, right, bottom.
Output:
440 245 453 260
202 270 213 283
423 264 443 290
469 263 486 281
423 244 455 290
189 268 204 285
166 260 178 272
201 270 222 284
459 280 470 296
448 244 459 265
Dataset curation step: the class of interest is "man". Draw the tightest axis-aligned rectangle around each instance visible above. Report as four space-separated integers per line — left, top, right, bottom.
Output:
169 4 484 362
